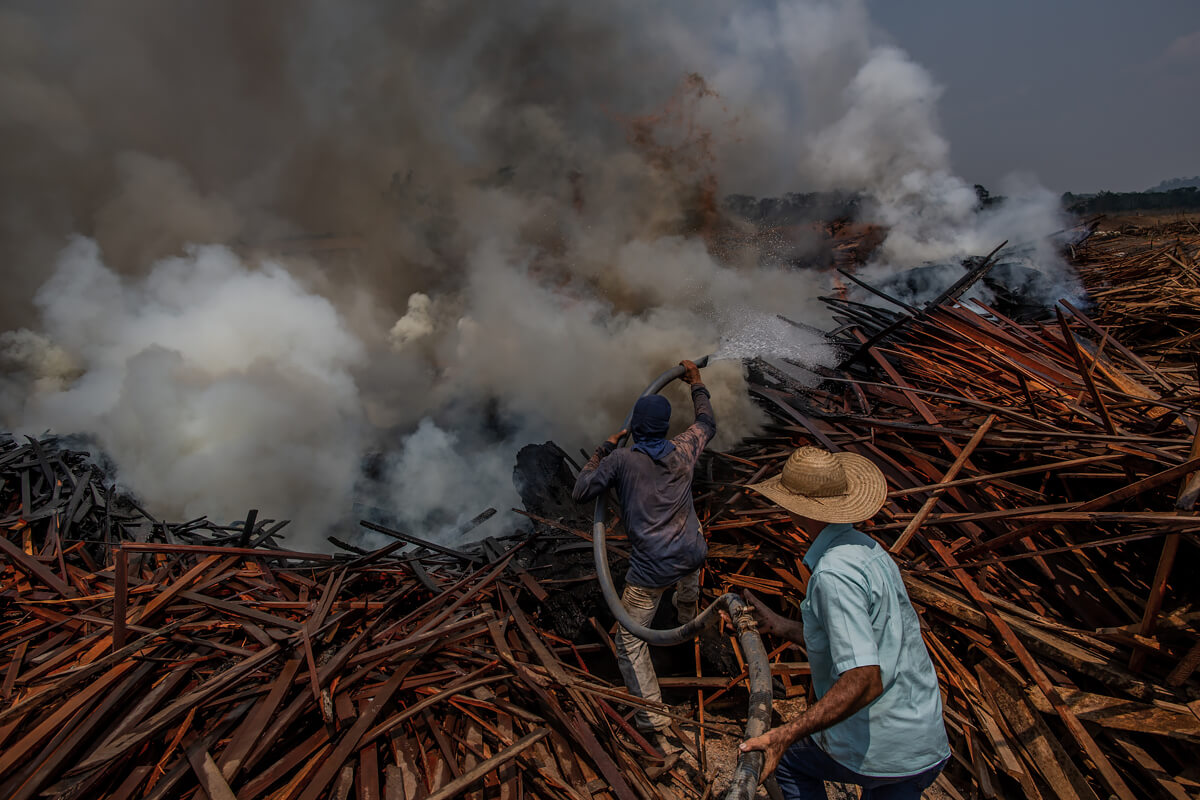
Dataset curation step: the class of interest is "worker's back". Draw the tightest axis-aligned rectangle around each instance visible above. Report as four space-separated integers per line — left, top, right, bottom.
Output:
573 383 716 588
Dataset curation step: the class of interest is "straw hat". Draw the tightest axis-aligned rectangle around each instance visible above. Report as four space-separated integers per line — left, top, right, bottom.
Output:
749 446 887 523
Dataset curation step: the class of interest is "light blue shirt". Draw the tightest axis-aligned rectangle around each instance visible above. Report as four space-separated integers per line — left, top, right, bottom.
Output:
800 524 950 777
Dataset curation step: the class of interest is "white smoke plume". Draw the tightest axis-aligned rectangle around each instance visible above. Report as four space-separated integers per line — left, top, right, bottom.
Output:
2 238 366 549
0 1 1075 546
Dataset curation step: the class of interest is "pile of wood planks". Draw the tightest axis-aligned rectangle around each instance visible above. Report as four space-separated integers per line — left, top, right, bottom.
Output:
1071 219 1200 366
5 227 1200 799
0 476 724 799
688 279 1200 798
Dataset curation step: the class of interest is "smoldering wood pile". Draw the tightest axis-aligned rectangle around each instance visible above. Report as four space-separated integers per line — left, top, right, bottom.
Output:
0 439 729 800
685 250 1200 798
0 434 298 555
4 220 1200 800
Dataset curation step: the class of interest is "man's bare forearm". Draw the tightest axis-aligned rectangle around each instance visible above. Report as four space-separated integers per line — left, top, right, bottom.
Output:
777 666 882 746
740 665 883 776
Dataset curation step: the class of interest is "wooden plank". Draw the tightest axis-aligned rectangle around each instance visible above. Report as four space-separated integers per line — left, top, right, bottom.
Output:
1056 308 1121 436
1129 533 1181 673
333 764 356 800
886 453 1122 498
187 743 240 800
1024 686 1200 741
498 585 571 686
421 708 463 781
177 588 305 630
904 576 1158 700
931 540 1136 800
1166 638 1200 687
384 764 410 800
107 765 152 800
510 659 639 800
357 733 381 800
237 729 329 798
92 665 192 755
69 644 281 774
976 665 1099 800
117 541 335 561
112 548 128 651
0 532 74 596
362 674 508 745
0 659 136 780
218 656 303 781
294 658 420 800
422 728 548 800
964 454 1200 556
1 640 28 700
126 553 225 628
892 414 996 553
391 736 425 800
3 660 154 800
358 520 481 564
1107 735 1191 800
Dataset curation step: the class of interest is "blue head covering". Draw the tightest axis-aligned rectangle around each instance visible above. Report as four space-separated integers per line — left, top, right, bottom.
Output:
630 394 675 462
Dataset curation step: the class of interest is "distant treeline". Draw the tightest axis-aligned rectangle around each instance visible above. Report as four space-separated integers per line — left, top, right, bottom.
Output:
723 185 1200 223
1062 187 1200 215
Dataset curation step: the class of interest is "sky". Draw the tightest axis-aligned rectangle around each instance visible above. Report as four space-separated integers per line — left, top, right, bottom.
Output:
866 0 1200 194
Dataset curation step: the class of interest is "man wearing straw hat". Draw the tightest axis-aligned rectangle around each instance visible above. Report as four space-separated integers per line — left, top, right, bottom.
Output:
739 446 949 800
572 360 715 748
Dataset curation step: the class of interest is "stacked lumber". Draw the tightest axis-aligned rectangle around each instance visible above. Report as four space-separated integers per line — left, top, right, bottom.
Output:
0 493 724 799
1072 220 1200 365
687 293 1200 799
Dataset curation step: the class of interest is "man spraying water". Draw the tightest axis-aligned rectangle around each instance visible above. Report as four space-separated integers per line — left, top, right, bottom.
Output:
572 359 715 754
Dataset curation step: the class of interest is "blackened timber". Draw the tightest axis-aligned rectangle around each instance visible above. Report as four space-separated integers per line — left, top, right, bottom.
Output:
358 520 482 564
328 536 368 555
237 509 258 548
836 268 921 313
838 241 1007 369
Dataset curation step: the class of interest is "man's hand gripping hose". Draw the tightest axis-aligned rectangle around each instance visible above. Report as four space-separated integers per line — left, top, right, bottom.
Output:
592 356 772 800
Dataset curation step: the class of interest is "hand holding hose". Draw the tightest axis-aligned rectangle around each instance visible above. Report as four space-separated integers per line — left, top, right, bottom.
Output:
604 428 629 447
738 727 792 780
742 589 806 645
678 359 703 385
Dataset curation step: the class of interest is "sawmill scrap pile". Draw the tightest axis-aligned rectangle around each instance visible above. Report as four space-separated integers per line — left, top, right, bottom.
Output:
689 288 1200 799
1071 219 1200 365
5 226 1200 799
0 445 720 800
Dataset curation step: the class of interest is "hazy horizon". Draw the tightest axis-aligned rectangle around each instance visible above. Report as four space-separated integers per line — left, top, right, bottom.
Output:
867 0 1200 195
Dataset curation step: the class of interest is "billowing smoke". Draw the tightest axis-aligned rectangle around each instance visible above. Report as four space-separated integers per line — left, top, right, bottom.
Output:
790 27 1079 301
0 1 1074 546
3 238 367 544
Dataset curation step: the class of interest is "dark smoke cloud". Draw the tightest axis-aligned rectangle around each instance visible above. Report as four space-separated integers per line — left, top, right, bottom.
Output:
0 1 1072 546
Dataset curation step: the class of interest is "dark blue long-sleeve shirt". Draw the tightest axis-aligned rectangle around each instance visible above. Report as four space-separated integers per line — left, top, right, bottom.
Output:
572 384 716 588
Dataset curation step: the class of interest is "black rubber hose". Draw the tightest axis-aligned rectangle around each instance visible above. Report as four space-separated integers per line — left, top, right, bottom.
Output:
592 356 771 799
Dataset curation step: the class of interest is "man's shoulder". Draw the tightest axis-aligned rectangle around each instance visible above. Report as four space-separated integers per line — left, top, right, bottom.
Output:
810 541 882 582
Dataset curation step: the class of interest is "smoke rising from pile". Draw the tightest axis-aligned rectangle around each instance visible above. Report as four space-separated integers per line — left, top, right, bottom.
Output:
1 1 1075 546
7 238 366 537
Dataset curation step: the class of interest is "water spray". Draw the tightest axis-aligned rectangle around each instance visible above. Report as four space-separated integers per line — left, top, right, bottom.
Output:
592 355 771 800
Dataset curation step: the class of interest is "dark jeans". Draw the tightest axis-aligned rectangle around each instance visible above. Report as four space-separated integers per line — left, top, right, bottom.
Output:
775 736 946 800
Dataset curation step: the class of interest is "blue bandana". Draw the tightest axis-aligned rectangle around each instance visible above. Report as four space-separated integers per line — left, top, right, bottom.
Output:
629 394 675 462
